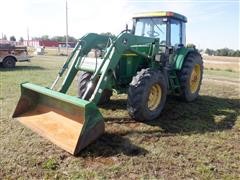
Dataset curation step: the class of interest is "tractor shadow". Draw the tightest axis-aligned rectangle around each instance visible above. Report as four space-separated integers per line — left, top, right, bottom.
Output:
80 97 149 157
0 65 45 71
147 95 240 134
79 132 148 158
105 95 239 135
81 95 239 157
100 98 127 110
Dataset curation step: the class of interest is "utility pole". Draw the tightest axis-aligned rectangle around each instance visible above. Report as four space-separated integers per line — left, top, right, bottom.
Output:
66 0 69 55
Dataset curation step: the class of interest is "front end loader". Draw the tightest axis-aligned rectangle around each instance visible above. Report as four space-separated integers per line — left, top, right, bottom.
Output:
13 11 203 155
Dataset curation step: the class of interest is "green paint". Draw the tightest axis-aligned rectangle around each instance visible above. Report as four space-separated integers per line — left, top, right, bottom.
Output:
172 47 195 70
21 83 90 106
20 82 104 134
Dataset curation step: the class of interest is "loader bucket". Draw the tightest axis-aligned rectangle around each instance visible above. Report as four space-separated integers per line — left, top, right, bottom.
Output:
12 83 104 155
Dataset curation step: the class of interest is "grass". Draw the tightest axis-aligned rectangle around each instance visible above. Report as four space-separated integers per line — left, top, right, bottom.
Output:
0 55 239 179
204 69 239 80
42 159 59 170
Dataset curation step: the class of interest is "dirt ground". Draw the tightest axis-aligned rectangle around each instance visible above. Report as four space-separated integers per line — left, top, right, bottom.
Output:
0 55 239 179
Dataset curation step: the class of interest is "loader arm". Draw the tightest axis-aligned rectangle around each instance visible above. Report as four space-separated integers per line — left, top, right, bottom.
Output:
58 32 159 104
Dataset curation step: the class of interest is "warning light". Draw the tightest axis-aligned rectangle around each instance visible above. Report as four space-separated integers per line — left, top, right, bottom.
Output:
166 12 174 16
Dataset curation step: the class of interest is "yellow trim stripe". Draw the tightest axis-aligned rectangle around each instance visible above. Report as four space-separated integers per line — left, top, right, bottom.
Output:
123 53 137 56
133 11 169 18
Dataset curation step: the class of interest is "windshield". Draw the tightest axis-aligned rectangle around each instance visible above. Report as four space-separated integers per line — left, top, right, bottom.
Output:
134 18 167 45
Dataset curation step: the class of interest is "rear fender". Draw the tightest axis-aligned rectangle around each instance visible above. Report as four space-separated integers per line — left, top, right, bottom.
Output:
172 47 196 70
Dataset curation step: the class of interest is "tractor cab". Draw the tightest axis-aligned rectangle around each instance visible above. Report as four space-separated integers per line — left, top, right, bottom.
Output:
132 11 187 48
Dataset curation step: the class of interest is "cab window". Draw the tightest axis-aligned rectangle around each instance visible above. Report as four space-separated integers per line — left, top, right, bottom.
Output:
170 19 181 46
134 18 167 45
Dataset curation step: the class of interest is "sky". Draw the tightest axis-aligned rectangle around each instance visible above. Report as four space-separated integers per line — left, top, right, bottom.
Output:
0 0 239 50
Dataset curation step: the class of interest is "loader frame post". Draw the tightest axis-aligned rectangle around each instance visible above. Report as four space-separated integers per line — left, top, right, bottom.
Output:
88 33 159 104
50 42 82 90
59 33 110 93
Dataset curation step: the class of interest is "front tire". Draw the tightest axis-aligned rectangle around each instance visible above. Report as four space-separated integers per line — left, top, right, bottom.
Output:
178 52 203 102
77 72 112 105
127 69 167 121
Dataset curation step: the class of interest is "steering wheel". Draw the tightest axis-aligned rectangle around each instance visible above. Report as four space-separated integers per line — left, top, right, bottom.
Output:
121 29 132 34
147 31 160 37
160 40 166 45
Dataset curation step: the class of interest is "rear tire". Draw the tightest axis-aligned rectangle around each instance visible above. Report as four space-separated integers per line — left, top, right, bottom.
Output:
127 68 167 121
2 57 16 68
77 72 112 105
178 52 203 102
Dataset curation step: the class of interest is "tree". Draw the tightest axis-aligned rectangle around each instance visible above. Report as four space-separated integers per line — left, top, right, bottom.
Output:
51 35 77 42
205 48 240 57
32 37 41 40
205 48 215 56
51 36 64 42
233 50 240 57
32 35 50 41
186 43 196 49
2 34 7 40
10 36 16 41
41 35 49 40
19 37 24 43
67 35 78 42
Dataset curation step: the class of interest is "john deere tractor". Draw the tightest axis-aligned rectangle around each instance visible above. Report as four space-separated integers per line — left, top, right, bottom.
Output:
13 11 203 155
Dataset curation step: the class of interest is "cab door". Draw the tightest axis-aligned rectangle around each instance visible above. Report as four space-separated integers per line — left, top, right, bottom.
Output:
170 19 186 47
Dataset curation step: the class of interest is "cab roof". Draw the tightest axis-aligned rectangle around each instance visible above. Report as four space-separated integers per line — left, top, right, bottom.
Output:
133 11 187 22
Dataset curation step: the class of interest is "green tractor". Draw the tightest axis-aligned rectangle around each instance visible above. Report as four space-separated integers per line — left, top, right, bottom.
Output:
13 11 203 155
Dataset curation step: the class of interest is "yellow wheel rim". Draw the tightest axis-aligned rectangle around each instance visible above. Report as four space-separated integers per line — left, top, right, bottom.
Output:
147 84 162 111
189 64 201 93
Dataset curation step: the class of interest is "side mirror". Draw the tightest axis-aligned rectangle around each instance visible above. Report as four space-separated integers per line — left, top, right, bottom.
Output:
125 24 129 31
121 24 132 34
